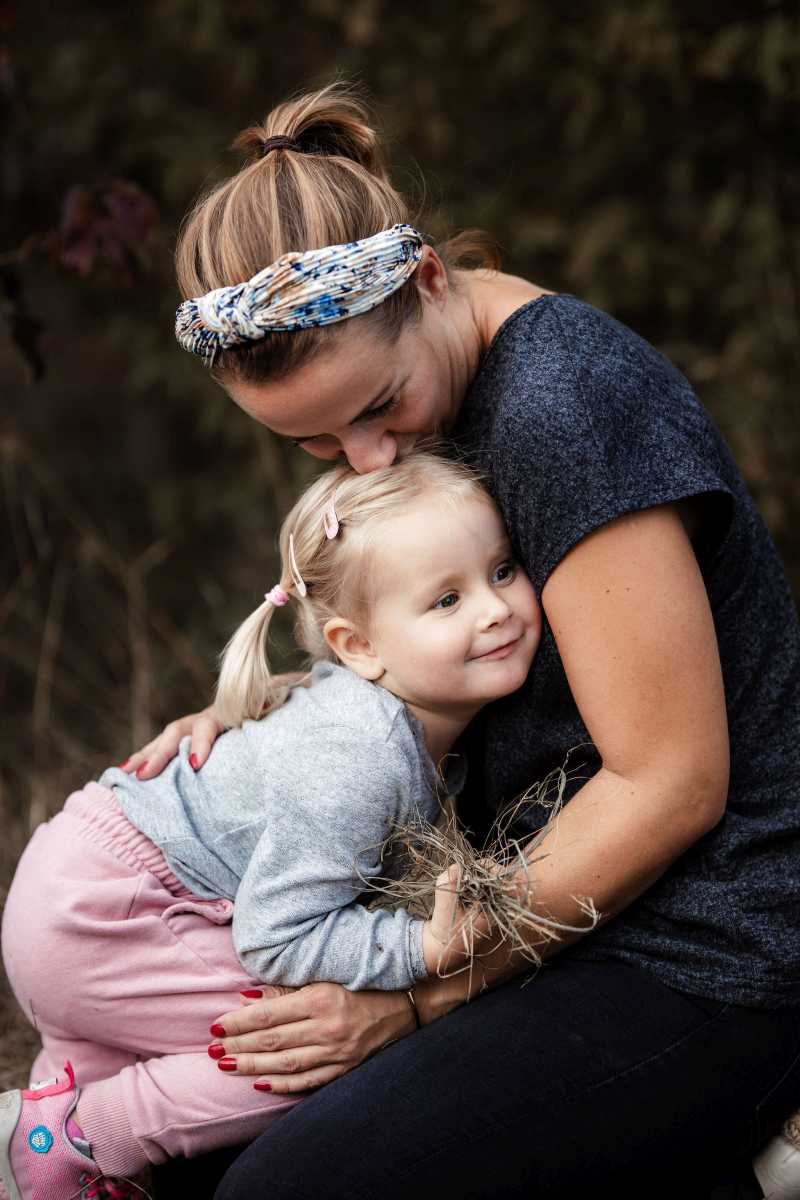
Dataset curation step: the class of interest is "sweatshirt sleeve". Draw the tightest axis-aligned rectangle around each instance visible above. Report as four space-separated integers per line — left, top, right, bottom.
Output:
232 727 429 991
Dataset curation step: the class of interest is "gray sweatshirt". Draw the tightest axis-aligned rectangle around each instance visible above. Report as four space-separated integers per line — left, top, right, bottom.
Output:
100 662 458 991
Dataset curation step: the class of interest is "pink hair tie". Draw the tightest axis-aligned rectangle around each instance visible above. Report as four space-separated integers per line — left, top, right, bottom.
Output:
264 585 289 607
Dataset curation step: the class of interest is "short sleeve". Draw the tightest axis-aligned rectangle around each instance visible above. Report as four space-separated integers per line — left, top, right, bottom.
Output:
478 297 735 595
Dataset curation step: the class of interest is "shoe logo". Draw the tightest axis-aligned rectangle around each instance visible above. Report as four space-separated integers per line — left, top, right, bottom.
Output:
29 1124 54 1153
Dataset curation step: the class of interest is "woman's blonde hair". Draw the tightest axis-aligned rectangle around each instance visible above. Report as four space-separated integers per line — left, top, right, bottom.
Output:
176 81 499 385
215 450 489 727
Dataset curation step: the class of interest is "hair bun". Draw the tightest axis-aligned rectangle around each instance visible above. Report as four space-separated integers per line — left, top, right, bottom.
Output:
233 83 389 181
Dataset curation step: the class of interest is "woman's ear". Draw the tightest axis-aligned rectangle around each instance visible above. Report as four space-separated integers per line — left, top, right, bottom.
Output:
323 618 385 681
414 246 449 306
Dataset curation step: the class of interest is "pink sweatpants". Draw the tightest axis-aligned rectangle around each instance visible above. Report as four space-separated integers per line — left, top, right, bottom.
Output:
1 783 301 1176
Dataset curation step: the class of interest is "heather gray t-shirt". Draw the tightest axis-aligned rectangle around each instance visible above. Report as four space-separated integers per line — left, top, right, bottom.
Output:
101 662 454 992
452 293 800 1008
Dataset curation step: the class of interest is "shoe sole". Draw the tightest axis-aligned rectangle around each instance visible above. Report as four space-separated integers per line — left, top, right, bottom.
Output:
0 1089 22 1200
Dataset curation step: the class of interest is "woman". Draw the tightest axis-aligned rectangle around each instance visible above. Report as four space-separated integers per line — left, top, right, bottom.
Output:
127 85 800 1198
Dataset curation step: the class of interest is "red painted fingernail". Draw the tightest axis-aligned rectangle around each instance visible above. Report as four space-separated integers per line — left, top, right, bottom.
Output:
189 752 199 771
136 761 149 777
210 1023 227 1038
117 758 129 769
218 1057 237 1071
253 1081 272 1092
240 989 263 999
208 1043 226 1060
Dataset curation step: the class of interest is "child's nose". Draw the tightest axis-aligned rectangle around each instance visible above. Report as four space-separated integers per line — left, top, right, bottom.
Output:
478 592 512 629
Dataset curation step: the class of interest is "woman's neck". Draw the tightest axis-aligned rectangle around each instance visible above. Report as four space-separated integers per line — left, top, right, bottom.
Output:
456 269 553 356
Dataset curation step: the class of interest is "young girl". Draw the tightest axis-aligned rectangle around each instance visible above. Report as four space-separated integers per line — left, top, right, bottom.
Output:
0 451 541 1200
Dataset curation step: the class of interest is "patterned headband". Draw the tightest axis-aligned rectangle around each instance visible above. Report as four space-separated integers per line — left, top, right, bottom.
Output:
175 223 424 362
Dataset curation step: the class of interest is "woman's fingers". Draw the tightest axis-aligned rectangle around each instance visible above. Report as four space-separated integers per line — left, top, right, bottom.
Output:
119 743 157 775
187 708 227 770
253 1063 345 1095
213 987 317 1039
216 1014 321 1057
119 708 224 780
238 985 296 1005
217 1045 332 1081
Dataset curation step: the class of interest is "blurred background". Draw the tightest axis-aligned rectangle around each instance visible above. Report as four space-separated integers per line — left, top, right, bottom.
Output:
1 0 798 1076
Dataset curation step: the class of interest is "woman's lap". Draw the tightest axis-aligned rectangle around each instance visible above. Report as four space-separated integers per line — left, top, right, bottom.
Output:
209 957 800 1200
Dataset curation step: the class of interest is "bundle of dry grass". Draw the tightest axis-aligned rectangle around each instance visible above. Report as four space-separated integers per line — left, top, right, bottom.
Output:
360 760 599 978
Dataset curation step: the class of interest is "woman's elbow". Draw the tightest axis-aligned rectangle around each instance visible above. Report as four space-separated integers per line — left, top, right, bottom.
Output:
681 754 730 836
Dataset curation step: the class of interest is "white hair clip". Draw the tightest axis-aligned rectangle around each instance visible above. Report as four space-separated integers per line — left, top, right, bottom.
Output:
323 498 340 540
288 533 307 597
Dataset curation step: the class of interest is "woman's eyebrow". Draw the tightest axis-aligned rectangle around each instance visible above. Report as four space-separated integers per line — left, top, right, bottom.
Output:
283 383 393 445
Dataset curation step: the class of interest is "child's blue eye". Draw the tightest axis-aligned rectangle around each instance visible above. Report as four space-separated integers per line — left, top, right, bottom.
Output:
434 592 459 610
492 562 516 584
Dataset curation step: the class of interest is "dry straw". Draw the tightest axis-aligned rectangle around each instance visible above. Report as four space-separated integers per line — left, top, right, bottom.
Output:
359 757 599 980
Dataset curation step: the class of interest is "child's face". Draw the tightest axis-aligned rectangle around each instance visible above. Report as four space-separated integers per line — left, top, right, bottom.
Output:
366 493 541 719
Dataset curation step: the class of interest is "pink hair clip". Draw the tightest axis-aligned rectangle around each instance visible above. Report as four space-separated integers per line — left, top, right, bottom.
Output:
264 585 289 607
323 498 339 540
288 533 307 597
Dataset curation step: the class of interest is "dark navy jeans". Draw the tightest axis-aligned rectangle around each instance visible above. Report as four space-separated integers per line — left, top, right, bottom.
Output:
160 958 800 1199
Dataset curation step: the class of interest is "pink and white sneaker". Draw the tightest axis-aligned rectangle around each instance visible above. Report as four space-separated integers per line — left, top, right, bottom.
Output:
0 1062 135 1200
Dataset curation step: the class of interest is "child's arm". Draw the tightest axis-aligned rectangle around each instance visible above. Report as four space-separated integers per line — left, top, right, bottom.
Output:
233 729 443 991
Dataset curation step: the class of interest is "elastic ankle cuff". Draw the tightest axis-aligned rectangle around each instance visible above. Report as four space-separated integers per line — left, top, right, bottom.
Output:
77 1078 144 1177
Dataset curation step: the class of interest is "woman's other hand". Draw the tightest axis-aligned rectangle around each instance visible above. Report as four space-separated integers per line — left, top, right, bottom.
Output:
208 983 418 1094
122 706 225 779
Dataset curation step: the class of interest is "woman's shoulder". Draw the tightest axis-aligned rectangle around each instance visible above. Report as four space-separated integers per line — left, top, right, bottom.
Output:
481 291 684 388
468 293 705 458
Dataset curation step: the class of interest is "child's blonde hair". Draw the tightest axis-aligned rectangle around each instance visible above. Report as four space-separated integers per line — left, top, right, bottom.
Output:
175 81 498 386
215 451 488 727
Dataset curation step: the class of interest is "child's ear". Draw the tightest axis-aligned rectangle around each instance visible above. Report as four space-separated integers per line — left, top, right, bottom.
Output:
323 618 385 681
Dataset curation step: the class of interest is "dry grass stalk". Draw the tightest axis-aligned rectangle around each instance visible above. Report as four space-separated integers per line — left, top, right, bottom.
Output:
360 760 599 977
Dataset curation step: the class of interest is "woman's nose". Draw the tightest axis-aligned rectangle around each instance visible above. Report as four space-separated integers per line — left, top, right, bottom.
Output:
342 429 398 474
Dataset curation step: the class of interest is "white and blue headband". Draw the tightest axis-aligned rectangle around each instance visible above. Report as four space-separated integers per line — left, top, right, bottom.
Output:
175 223 424 363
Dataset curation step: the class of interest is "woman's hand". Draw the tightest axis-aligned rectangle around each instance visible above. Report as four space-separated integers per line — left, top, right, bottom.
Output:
122 706 225 779
208 982 418 1094
121 672 310 779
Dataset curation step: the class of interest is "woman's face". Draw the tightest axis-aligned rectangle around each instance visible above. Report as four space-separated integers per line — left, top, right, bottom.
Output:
225 258 477 474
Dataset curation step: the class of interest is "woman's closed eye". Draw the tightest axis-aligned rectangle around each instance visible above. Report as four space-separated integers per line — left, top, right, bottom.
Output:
359 395 399 423
290 396 400 448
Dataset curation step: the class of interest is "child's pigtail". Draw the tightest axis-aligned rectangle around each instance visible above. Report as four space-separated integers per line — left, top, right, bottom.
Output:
214 584 291 727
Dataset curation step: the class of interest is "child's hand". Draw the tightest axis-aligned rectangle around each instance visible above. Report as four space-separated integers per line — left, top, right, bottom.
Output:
422 863 492 976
